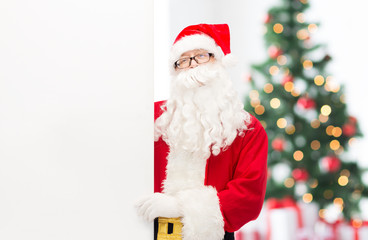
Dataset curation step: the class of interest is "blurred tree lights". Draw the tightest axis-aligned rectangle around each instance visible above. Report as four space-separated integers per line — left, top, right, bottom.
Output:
244 0 367 220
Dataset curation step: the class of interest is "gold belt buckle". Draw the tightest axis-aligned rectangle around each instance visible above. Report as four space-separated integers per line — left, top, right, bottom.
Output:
157 217 183 240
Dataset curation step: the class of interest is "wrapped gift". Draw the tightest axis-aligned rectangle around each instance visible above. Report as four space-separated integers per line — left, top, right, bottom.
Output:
297 201 319 240
236 219 262 240
337 220 368 240
314 218 343 240
266 197 304 240
238 199 319 240
235 229 261 240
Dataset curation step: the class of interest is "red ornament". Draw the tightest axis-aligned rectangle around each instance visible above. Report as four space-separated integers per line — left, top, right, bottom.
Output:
348 116 357 125
297 96 316 110
264 14 272 24
321 155 341 172
268 46 283 59
272 138 285 152
342 123 356 137
243 74 253 83
323 54 332 61
292 168 309 182
282 75 294 85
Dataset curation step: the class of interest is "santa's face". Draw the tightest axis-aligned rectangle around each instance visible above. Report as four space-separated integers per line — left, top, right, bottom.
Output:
154 54 250 157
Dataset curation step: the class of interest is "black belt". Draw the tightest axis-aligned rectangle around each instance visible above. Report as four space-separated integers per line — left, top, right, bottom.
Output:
154 218 234 240
224 231 235 240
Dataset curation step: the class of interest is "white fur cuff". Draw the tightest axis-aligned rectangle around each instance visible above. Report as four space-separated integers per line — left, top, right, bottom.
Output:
176 186 225 240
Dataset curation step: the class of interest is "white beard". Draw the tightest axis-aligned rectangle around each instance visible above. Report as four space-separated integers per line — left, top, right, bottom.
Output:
154 61 250 194
155 61 250 157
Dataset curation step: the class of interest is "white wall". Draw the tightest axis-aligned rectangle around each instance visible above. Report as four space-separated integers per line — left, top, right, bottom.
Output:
154 0 170 102
0 0 153 239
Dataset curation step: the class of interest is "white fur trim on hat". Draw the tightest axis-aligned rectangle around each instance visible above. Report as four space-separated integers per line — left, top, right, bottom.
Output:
176 186 225 240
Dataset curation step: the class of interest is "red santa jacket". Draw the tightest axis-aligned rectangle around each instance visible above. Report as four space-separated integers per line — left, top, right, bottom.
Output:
154 100 268 233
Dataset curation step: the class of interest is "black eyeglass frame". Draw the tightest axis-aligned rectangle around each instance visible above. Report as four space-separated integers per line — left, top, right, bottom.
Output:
174 53 214 69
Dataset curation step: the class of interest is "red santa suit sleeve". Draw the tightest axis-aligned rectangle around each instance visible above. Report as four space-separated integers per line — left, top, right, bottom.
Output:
217 117 268 232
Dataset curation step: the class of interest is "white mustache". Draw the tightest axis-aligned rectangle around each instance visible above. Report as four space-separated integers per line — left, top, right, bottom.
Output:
176 64 219 89
185 74 205 88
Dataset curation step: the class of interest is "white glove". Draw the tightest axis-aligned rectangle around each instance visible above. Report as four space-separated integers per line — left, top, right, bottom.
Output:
135 193 182 222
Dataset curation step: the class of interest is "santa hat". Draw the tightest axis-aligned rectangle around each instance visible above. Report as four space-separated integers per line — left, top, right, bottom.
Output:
169 23 237 69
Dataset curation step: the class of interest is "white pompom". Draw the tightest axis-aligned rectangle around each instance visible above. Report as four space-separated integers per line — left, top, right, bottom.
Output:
221 53 238 67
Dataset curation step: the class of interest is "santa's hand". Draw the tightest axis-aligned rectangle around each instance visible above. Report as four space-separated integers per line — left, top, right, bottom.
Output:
135 193 182 222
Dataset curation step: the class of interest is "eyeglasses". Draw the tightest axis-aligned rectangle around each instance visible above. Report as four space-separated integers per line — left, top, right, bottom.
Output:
174 53 214 69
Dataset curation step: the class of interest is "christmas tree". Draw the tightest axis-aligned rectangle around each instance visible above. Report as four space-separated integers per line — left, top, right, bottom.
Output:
244 0 367 220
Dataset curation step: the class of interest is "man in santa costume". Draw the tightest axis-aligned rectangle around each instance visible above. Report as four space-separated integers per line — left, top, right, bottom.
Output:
137 23 268 240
